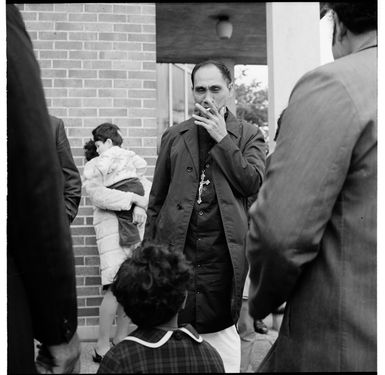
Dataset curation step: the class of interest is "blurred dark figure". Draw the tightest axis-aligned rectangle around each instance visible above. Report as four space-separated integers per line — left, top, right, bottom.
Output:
7 4 80 373
50 115 82 224
247 2 377 371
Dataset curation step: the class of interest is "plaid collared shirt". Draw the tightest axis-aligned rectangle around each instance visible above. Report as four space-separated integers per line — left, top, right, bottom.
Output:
97 324 225 373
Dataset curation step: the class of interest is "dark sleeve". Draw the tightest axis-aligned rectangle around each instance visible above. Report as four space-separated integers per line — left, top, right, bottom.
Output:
246 69 360 319
143 128 172 241
210 124 266 197
7 4 77 345
53 117 82 222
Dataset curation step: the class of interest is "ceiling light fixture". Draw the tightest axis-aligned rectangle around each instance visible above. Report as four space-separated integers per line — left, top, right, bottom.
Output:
216 15 233 40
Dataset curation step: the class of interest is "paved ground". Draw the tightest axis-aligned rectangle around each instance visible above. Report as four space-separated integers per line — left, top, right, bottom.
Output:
79 329 278 373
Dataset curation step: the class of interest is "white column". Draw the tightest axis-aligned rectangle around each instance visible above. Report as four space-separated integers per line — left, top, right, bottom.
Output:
222 58 236 114
266 2 321 153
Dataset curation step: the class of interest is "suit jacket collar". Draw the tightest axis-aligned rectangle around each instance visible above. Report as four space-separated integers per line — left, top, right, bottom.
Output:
354 32 377 54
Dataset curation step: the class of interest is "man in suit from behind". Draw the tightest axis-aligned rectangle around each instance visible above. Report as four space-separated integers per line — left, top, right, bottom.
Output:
50 115 82 224
247 2 377 372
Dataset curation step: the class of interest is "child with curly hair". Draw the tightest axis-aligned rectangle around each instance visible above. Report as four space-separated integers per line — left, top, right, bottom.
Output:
98 242 225 373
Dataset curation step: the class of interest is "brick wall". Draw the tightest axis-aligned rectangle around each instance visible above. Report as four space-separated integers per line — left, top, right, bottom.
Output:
17 3 157 338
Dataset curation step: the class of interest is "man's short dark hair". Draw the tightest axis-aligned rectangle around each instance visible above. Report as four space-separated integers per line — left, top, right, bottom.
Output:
92 122 123 146
191 60 232 87
83 139 98 161
326 2 377 34
111 242 193 328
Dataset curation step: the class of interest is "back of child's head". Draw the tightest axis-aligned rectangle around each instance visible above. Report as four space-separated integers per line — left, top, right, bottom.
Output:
92 122 123 146
83 139 98 161
111 242 192 328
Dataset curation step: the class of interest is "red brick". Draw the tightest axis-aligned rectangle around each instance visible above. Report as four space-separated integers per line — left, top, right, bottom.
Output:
83 60 112 69
84 41 113 50
125 138 143 147
129 71 156 80
76 267 100 277
55 22 83 31
33 41 54 49
69 108 98 117
25 4 54 11
127 89 156 99
84 23 114 32
44 88 68 97
20 12 37 20
85 4 113 13
49 108 67 117
99 33 127 41
77 299 86 307
143 43 156 52
69 51 98 59
113 99 141 108
69 13 97 22
113 42 141 51
127 15 155 24
54 79 83 88
142 5 156 15
127 34 155 42
76 278 85 287
69 32 98 41
85 257 100 266
54 4 84 12
39 12 68 21
85 277 102 286
113 4 142 14
143 99 157 108
77 318 86 326
99 70 127 79
68 70 97 79
55 41 83 50
40 50 68 59
86 236 97 246
83 98 113 107
100 109 128 117
73 247 98 256
99 51 128 60
52 98 82 108
38 31 67 40
41 69 66 78
84 79 113 88
68 89 96 97
143 80 156 89
99 14 127 23
129 108 156 117
75 257 84 266
125 52 155 61
72 217 85 226
114 80 142 89
86 297 103 306
72 236 85 245
114 24 141 33
78 307 99 317
143 138 157 147
85 318 100 326
130 147 157 156
53 60 81 69
142 25 155 33
39 60 52 69
128 128 158 137
112 61 141 70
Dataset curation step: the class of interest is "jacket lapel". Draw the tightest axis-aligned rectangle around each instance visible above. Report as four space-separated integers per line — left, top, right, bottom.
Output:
179 118 199 176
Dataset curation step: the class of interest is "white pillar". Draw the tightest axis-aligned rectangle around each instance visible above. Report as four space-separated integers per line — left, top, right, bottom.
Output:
222 58 236 114
266 2 321 153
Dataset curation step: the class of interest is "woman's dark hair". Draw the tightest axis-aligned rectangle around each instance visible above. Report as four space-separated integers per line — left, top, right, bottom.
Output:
325 2 377 34
191 60 232 87
111 242 192 328
83 139 98 161
92 122 123 146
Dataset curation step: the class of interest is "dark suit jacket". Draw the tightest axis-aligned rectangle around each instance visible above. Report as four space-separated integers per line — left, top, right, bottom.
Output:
50 115 82 223
247 39 377 371
7 4 78 372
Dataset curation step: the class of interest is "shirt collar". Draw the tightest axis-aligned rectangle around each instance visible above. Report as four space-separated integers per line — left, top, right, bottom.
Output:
122 324 203 348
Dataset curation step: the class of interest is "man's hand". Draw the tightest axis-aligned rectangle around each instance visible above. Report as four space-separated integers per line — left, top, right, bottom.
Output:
133 206 147 227
36 333 81 374
192 102 228 142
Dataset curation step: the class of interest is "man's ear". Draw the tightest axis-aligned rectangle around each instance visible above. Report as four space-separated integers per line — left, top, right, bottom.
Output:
333 11 347 41
106 138 113 146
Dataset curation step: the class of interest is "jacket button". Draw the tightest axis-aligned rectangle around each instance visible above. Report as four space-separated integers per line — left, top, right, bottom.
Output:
198 210 203 216
186 167 193 173
205 163 210 169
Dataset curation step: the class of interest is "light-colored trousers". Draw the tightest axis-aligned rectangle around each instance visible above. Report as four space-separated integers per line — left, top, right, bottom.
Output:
201 324 241 373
